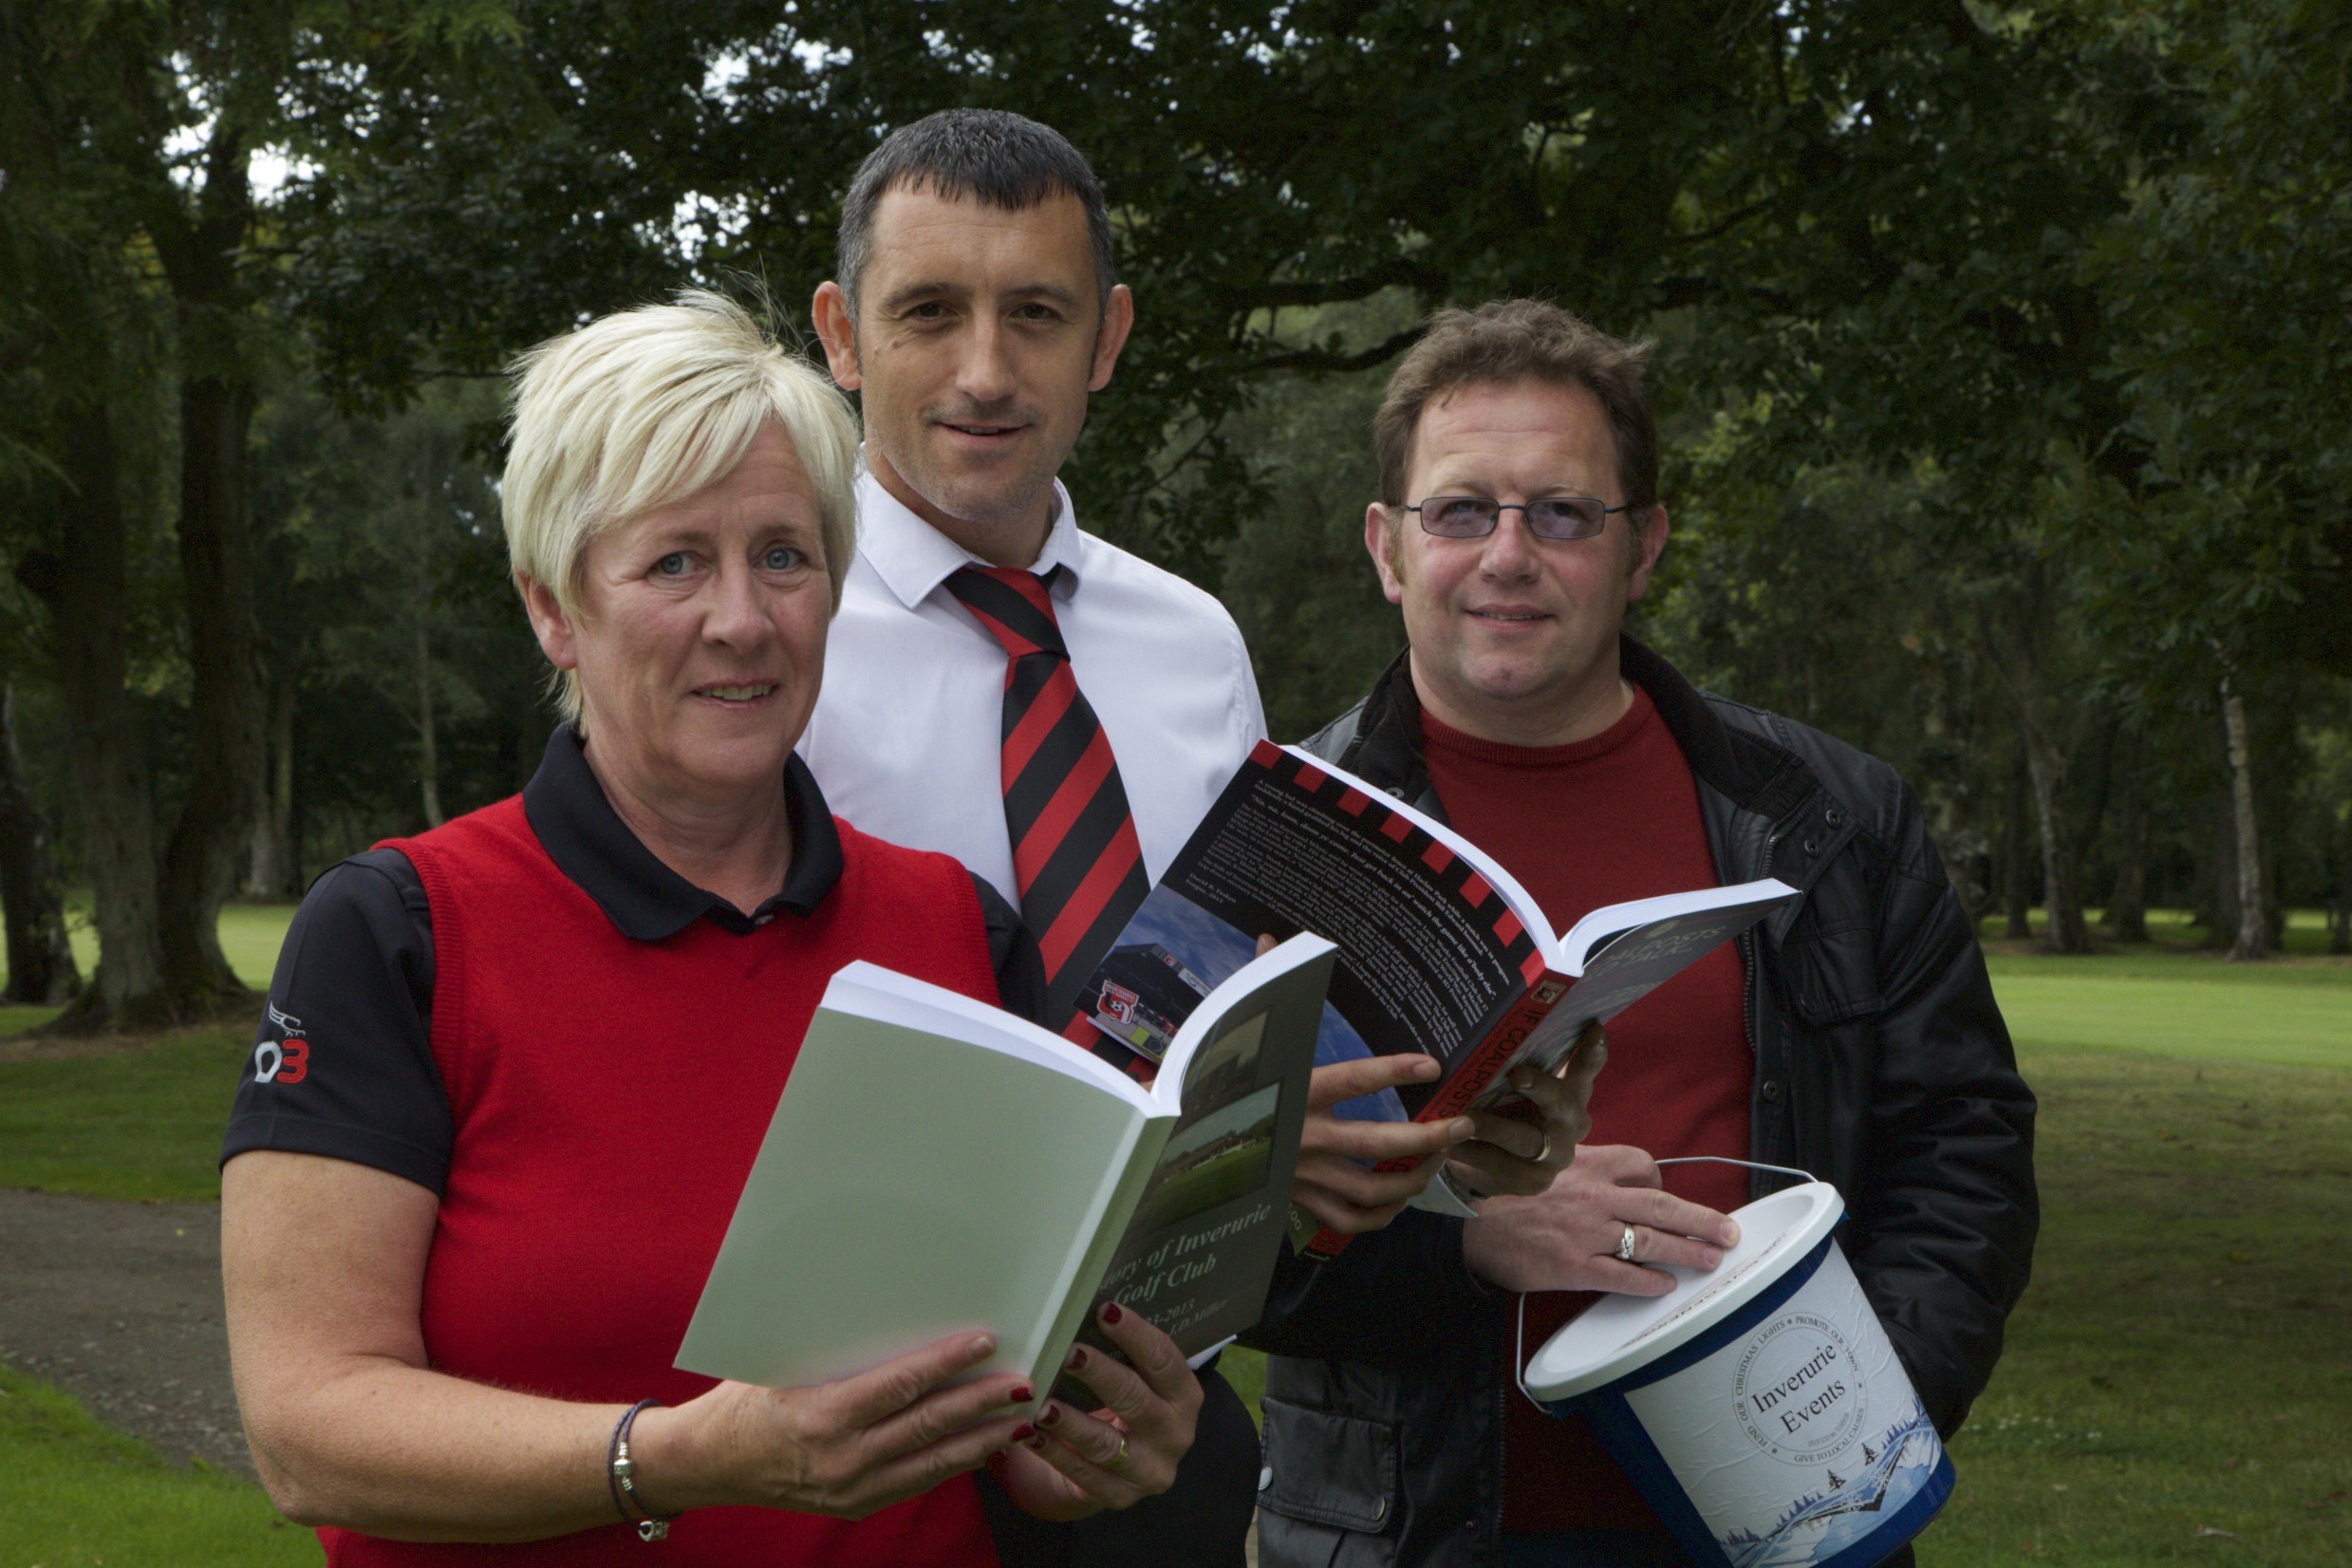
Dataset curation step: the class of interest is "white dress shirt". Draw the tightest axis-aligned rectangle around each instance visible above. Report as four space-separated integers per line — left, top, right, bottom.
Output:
800 468 1269 908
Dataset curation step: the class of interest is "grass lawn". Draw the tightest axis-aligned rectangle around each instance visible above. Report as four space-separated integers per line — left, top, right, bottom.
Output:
6 904 2349 1562
0 1365 321 1566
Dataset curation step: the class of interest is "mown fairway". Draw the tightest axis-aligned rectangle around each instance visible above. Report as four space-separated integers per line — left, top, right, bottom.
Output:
4 911 2347 1564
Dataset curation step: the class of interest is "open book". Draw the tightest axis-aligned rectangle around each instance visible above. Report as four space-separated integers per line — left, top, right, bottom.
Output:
1068 741 1797 1258
674 933 1337 1402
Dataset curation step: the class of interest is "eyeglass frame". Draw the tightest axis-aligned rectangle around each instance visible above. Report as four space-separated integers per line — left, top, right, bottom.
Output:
1401 494 1642 542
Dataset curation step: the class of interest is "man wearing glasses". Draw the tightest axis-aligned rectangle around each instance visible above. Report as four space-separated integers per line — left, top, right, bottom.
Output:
1243 301 2038 1568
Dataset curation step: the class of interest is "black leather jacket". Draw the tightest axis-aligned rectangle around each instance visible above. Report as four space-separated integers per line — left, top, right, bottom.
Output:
1243 639 2038 1567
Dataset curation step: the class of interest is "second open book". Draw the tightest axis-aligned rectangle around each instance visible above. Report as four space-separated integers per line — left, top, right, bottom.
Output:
1067 741 1797 1258
676 933 1336 1404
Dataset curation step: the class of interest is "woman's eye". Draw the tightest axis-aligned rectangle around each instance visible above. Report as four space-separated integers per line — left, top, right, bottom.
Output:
762 545 806 571
653 551 691 577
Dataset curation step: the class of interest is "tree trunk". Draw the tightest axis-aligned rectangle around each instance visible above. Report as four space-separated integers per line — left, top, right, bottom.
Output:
144 116 266 1015
2219 673 2268 961
2022 725 2093 954
155 365 268 1009
0 681 81 1005
26 400 167 1032
415 616 444 828
244 673 297 897
2332 810 2351 957
2106 725 2151 943
2003 748 2032 940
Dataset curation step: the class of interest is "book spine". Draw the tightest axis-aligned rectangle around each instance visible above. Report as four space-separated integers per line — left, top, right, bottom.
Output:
1303 980 1568 1260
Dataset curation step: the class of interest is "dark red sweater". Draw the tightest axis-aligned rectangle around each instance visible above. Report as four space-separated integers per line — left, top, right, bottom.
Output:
1422 690 1751 1538
323 794 1004 1567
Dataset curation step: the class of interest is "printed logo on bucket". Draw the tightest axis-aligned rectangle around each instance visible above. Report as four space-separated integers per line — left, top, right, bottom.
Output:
1732 1313 1867 1462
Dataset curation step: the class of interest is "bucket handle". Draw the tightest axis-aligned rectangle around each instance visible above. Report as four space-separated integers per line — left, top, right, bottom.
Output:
1510 1156 1823 1409
1653 1154 1819 1183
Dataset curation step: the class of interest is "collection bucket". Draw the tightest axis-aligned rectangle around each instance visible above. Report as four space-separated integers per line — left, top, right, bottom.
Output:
1521 1179 1953 1568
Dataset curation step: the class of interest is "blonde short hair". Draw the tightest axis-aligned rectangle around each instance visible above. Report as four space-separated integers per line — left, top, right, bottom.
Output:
503 290 860 720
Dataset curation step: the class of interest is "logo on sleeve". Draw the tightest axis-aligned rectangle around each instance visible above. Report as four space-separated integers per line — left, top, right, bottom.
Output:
253 1000 310 1086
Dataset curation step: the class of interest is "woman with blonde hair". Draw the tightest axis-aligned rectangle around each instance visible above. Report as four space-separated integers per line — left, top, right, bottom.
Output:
220 292 1199 1566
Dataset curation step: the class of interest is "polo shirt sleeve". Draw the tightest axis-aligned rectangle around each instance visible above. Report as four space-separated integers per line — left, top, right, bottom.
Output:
220 848 454 1195
974 871 1048 1027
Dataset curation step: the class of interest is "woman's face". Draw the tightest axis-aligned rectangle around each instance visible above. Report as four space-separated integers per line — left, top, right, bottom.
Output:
526 420 831 812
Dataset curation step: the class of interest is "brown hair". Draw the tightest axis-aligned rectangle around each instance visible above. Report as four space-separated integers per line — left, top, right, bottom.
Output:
1373 300 1658 511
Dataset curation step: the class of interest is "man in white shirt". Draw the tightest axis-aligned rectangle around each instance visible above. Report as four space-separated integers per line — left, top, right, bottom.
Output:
799 108 1596 1565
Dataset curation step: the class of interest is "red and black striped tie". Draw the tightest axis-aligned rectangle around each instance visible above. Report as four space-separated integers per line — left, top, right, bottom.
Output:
945 566 1151 1035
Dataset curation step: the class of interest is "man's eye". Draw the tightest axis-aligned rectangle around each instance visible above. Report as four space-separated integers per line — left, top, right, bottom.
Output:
761 545 805 571
653 552 691 576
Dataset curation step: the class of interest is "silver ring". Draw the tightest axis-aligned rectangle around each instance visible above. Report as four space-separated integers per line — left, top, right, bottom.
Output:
1532 1129 1552 1165
1615 1224 1638 1262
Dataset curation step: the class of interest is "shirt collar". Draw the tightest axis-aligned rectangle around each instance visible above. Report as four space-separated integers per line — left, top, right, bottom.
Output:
856 463 1085 610
520 726 844 940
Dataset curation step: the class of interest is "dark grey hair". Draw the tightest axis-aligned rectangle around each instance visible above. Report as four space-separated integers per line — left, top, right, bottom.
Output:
835 108 1117 318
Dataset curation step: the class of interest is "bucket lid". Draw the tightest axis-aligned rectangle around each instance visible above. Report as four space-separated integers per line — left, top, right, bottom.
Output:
1523 1181 1845 1404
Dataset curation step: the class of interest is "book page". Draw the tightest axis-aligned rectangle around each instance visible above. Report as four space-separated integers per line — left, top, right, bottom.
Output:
1055 939 1334 1388
1470 879 1800 1111
1071 743 1546 1119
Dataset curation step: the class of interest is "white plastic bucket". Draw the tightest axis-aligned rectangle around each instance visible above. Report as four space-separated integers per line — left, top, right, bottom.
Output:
1521 1178 1953 1568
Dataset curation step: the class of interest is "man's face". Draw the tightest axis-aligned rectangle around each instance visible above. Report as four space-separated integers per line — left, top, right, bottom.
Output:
1366 378 1668 745
813 185 1132 566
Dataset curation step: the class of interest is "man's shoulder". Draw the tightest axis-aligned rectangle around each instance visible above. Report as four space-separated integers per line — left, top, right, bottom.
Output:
1696 688 1926 861
1071 529 1244 636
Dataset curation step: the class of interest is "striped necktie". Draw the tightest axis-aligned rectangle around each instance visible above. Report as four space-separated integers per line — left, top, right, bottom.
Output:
944 566 1151 1032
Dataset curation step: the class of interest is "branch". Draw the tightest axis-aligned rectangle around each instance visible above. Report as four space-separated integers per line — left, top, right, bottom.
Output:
1209 255 1447 314
1234 325 1428 377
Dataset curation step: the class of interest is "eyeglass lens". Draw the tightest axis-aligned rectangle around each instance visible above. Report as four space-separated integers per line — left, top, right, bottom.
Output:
1417 496 1609 540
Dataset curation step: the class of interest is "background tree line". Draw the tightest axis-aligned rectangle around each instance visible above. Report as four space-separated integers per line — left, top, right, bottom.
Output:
2 0 2345 1033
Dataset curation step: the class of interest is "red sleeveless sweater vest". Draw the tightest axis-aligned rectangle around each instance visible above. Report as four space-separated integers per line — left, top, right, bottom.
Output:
321 794 1003 1567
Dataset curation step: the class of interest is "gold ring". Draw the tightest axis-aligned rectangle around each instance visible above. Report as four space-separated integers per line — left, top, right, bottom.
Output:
1533 1129 1553 1165
1106 1433 1129 1471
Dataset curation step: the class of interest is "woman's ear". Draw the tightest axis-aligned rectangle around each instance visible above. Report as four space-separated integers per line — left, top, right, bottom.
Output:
518 575 580 672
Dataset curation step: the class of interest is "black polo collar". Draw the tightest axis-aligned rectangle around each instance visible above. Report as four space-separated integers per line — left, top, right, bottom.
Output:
520 726 845 940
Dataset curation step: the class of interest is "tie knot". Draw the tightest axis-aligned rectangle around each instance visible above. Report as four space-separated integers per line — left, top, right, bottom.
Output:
945 565 1068 660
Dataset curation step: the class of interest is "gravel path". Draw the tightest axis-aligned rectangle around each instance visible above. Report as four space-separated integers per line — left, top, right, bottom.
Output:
0 1186 252 1476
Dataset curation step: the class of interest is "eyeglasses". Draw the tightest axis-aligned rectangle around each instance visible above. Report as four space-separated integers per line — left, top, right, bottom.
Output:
1404 495 1635 541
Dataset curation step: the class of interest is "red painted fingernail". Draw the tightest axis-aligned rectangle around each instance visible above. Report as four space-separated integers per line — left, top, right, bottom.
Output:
1026 1428 1050 1449
1010 1422 1035 1443
1040 1402 1063 1426
1066 1347 1089 1372
1099 1301 1124 1326
1010 1385 1034 1405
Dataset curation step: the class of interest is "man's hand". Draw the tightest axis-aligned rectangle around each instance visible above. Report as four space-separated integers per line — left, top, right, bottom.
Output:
1461 1145 1741 1297
1444 1023 1606 1200
1290 1055 1476 1236
991 1302 1202 1521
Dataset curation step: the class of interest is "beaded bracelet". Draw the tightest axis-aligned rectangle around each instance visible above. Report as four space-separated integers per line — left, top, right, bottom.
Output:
607 1398 676 1541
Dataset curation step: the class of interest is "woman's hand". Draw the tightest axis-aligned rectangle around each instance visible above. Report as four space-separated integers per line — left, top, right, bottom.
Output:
1461 1143 1741 1296
635 1335 1034 1521
988 1302 1203 1521
1443 1022 1606 1200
